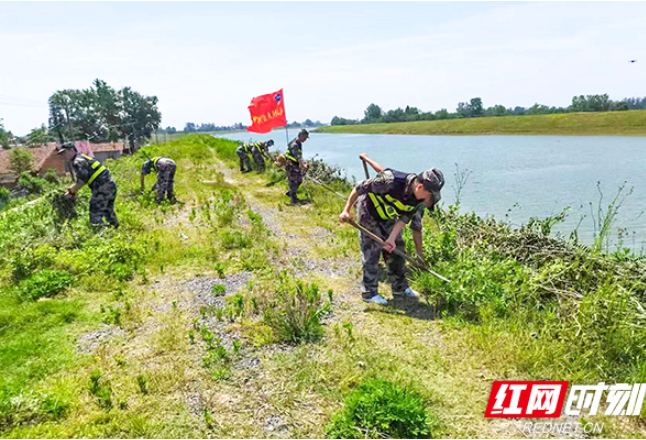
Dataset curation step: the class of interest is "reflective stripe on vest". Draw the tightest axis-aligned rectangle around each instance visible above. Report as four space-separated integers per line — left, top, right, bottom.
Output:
81 154 107 185
152 157 160 170
285 142 301 163
368 193 416 221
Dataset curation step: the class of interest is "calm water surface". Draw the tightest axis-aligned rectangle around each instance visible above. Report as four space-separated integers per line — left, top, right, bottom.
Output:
219 129 646 250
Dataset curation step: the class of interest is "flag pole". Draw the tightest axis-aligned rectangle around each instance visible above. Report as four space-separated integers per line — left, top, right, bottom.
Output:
284 126 289 148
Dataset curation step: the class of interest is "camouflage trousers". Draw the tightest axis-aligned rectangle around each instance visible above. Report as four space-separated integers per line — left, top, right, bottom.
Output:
154 162 176 203
90 178 119 228
286 163 303 200
356 195 409 299
252 149 265 172
236 147 252 171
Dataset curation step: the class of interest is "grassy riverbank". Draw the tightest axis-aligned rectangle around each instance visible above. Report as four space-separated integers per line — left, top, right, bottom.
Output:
316 110 646 136
2 134 646 438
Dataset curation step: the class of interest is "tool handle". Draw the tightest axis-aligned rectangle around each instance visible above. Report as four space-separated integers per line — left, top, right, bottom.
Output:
347 218 451 281
362 159 370 179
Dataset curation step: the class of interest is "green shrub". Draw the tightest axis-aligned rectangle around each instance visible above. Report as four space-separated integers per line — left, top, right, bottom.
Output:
17 172 45 194
90 238 146 281
17 270 73 301
88 370 112 411
211 284 226 295
326 378 433 439
136 374 149 395
262 278 330 343
8 148 34 175
0 187 9 210
220 228 252 249
43 168 59 184
211 193 238 226
9 245 57 281
0 390 70 431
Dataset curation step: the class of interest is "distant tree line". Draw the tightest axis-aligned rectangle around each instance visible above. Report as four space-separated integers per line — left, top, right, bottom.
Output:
331 94 646 125
286 119 323 128
182 119 323 133
183 122 247 133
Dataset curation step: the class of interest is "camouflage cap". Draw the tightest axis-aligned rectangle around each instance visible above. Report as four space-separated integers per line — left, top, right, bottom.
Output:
299 129 309 138
56 142 77 154
419 168 444 204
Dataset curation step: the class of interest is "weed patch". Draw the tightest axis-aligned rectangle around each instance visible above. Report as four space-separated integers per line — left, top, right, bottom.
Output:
326 377 434 439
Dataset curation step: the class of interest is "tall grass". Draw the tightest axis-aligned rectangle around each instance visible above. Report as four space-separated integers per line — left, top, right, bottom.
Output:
0 134 241 435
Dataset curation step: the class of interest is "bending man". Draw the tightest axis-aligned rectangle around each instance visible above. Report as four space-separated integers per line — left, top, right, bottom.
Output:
141 156 177 204
339 153 444 305
57 143 119 229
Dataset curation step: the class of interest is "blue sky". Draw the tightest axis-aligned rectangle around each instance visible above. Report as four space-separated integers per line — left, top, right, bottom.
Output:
1 2 644 135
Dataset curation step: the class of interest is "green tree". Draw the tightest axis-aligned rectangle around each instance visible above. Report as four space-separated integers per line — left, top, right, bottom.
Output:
26 124 54 147
456 102 470 118
331 116 358 126
48 79 160 148
434 109 451 120
612 100 629 111
48 93 71 144
93 79 122 142
527 103 550 115
363 103 383 123
0 119 12 149
404 106 421 121
118 87 161 152
469 97 484 117
9 148 34 175
383 108 406 123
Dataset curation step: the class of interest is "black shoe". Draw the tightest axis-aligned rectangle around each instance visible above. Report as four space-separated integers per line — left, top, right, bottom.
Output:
242 169 251 174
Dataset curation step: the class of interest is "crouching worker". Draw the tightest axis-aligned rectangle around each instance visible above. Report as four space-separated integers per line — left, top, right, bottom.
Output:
252 139 274 172
57 143 119 229
236 142 253 173
339 153 444 305
141 156 177 203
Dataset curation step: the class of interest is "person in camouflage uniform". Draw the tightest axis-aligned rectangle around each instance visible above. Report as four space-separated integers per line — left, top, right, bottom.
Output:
339 153 444 305
251 139 274 172
284 129 309 204
141 156 177 203
57 143 119 229
236 142 253 173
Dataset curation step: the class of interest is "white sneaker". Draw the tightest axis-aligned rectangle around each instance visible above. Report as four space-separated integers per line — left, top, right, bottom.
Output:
363 294 388 305
393 287 420 299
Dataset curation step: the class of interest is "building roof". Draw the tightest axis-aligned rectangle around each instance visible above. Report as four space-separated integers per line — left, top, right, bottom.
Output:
91 142 126 152
0 141 125 176
0 143 57 175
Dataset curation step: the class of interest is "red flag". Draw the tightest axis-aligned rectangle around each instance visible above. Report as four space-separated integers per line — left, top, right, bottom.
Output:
246 89 287 133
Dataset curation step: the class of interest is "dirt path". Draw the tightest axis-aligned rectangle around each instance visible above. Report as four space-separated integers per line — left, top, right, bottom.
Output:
72 158 541 438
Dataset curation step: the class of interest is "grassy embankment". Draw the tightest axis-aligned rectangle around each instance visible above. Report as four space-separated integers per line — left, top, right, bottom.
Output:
317 109 646 136
2 134 646 438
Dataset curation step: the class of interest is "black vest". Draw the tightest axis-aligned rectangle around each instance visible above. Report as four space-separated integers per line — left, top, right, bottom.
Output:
366 169 421 221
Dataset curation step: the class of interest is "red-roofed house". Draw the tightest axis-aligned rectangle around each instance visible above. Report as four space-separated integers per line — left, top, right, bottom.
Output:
0 141 126 187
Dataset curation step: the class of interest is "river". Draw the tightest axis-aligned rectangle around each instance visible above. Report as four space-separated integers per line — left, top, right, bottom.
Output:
217 129 646 251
